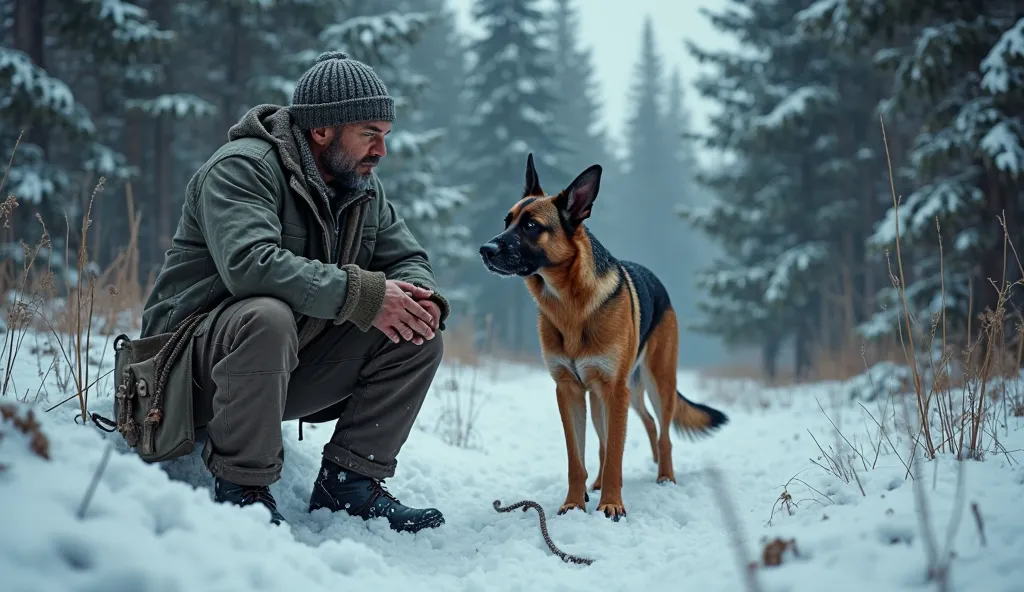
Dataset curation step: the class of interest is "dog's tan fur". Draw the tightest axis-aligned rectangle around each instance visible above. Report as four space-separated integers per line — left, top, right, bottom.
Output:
494 158 726 520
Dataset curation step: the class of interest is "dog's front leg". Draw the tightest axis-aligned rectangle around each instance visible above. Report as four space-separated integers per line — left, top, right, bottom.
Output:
595 378 630 520
555 378 589 515
588 391 606 491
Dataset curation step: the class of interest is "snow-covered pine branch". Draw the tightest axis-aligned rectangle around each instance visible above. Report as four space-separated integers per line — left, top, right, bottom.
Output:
319 11 433 69
0 47 95 137
123 95 218 119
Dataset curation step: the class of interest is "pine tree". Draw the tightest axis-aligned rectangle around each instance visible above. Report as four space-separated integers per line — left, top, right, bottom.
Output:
322 7 474 302
1 0 475 314
143 0 338 271
623 18 666 188
662 64 724 363
400 0 471 151
458 0 570 352
610 17 710 363
548 0 630 316
607 16 664 258
799 0 1024 343
0 0 206 277
664 67 696 189
0 44 93 218
550 0 611 174
387 0 477 300
90 0 216 268
681 0 890 376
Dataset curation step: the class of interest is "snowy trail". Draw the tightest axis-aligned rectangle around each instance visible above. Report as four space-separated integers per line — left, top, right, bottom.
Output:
169 363 750 589
2 343 1024 592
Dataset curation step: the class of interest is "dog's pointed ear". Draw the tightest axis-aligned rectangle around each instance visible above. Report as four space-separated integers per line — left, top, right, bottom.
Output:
523 152 544 197
556 164 602 227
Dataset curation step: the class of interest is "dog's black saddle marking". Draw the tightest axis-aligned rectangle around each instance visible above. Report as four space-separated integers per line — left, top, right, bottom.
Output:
582 228 670 353
620 260 670 352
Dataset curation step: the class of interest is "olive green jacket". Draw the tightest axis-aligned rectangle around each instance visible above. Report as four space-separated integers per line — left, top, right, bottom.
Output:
140 104 448 346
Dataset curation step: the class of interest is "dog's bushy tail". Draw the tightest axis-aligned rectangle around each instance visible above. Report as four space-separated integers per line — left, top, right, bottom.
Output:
672 390 728 438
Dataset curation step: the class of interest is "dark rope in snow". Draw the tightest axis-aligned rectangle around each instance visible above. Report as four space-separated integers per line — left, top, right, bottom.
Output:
493 499 594 566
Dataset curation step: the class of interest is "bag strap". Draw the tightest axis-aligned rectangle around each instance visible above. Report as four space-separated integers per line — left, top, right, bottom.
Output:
90 413 118 433
138 310 209 455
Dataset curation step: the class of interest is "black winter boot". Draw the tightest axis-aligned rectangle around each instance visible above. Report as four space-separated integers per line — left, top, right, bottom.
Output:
214 478 286 525
308 459 444 533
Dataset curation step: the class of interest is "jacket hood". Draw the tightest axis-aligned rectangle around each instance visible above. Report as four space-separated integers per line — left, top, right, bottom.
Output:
227 104 306 183
226 104 376 216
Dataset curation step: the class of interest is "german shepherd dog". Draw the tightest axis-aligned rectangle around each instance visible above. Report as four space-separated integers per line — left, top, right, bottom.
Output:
479 154 728 520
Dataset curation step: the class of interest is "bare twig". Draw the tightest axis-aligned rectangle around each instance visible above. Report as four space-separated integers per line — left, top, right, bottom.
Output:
77 440 113 520
970 502 986 547
705 465 764 592
880 115 935 459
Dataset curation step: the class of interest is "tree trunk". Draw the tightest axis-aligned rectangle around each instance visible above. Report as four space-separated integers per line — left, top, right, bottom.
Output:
152 0 176 263
13 0 45 110
762 335 779 381
221 8 250 139
977 166 1007 342
862 175 877 323
795 322 812 381
122 114 145 267
841 229 856 346
13 0 47 218
819 285 831 356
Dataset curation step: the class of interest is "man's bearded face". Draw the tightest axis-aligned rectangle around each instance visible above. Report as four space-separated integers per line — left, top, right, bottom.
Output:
322 132 379 192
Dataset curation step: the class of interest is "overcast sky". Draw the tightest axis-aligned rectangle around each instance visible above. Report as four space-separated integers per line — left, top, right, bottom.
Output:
445 0 736 164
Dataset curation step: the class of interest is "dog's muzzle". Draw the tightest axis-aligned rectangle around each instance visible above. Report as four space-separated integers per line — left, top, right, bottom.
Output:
479 238 521 276
479 240 501 262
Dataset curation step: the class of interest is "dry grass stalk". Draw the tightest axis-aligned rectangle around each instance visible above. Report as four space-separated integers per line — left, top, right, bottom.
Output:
794 116 1017 589
806 406 868 496
1 135 145 422
879 116 935 460
765 472 834 527
916 213 1022 463
877 115 1022 466
70 179 102 422
874 115 1011 590
433 359 489 449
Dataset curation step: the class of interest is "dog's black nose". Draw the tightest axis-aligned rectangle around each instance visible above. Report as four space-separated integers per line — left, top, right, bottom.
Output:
480 242 500 260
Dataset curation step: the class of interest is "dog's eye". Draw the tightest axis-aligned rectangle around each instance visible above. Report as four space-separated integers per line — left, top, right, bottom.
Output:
523 220 539 232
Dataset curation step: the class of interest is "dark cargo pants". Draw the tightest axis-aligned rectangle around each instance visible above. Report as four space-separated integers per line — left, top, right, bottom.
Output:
191 296 443 487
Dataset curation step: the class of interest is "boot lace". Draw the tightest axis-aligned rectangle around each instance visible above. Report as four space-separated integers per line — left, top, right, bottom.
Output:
370 479 401 504
355 479 402 518
240 486 279 511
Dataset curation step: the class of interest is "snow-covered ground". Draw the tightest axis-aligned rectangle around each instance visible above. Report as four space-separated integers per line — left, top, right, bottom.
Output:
1 328 1023 592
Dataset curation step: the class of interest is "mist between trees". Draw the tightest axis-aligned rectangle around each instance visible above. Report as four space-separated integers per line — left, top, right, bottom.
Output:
1 0 1021 381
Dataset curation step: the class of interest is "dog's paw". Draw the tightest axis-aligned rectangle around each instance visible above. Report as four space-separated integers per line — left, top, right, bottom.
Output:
589 479 602 491
557 501 587 515
656 474 676 485
597 502 627 521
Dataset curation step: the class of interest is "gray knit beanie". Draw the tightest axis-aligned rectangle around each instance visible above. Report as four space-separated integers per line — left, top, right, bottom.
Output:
289 51 395 129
